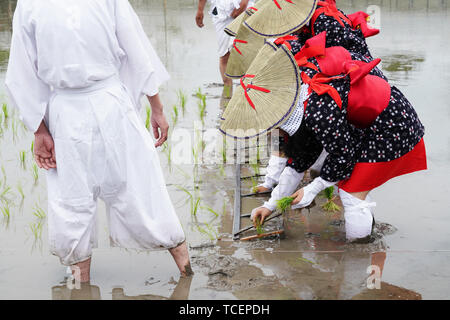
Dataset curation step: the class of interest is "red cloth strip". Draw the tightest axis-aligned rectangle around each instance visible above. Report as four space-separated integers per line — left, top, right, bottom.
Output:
301 72 345 108
273 0 293 10
240 74 271 110
233 39 248 55
274 35 298 51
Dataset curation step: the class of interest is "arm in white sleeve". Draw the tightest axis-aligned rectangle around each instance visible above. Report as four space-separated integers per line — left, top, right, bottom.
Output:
115 0 170 108
5 1 51 133
261 167 304 212
259 155 288 190
291 177 337 209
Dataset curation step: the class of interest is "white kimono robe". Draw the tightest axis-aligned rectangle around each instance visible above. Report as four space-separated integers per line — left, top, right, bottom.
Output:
5 0 185 266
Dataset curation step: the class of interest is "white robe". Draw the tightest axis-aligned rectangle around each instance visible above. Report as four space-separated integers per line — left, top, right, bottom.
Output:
6 0 169 132
5 0 184 266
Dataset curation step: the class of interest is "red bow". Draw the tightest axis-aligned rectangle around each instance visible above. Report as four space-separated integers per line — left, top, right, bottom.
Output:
294 32 327 71
347 11 379 38
233 39 248 55
301 72 344 109
240 75 271 110
274 35 298 51
315 1 352 27
273 0 293 10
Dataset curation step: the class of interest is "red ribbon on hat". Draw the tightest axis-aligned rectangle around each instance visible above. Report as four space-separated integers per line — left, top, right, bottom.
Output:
311 1 352 31
274 35 298 51
273 0 293 10
294 31 327 71
301 72 345 109
247 7 258 11
233 39 248 55
240 75 271 110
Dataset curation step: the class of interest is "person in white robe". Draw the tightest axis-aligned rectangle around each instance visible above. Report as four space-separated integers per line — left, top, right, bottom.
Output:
195 0 252 91
5 0 192 282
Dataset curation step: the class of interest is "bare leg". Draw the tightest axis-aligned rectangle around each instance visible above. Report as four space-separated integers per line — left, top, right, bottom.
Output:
71 257 91 283
168 241 193 277
219 52 232 87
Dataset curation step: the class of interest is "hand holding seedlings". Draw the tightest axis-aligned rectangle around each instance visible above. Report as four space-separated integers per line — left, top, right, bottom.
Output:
251 207 272 226
34 120 56 170
291 188 305 206
252 185 271 194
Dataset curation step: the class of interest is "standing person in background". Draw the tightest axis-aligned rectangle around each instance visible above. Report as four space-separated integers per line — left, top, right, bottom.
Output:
195 0 251 96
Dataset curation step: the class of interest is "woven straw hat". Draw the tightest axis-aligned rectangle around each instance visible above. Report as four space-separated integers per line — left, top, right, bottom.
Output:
225 21 266 79
244 0 319 37
220 43 301 139
224 6 259 37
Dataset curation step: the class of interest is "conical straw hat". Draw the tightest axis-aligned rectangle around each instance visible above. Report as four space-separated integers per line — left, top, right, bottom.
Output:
245 0 319 37
220 44 301 139
224 6 258 37
225 21 266 79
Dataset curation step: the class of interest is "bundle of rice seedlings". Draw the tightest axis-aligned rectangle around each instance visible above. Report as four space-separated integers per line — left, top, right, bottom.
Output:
277 196 294 213
255 217 265 235
145 106 151 131
321 186 341 212
220 44 300 139
244 0 318 37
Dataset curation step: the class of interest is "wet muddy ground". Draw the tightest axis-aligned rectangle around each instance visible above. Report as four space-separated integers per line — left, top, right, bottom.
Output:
0 0 449 299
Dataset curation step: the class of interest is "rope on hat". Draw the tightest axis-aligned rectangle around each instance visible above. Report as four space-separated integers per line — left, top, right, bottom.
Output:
240 75 271 110
273 0 293 10
233 39 248 55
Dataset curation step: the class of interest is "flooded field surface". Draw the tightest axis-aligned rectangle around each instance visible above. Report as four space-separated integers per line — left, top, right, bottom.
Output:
0 0 449 300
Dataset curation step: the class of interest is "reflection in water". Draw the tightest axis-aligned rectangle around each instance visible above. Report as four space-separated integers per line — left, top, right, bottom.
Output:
52 275 193 300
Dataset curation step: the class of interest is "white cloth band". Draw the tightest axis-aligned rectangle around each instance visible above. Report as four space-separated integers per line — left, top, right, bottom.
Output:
260 166 305 213
259 155 288 190
291 177 337 209
340 189 376 240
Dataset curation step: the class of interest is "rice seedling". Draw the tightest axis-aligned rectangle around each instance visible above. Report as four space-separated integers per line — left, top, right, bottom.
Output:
31 163 39 184
250 162 260 175
162 142 172 170
30 141 34 154
277 196 294 213
33 204 46 220
11 118 19 142
171 104 179 126
17 182 25 202
29 220 43 240
192 198 200 216
145 106 151 131
250 176 258 193
177 90 187 116
2 103 8 119
321 186 341 212
19 150 26 169
1 205 10 221
255 217 265 235
195 88 207 124
0 186 14 205
201 205 219 218
297 257 316 265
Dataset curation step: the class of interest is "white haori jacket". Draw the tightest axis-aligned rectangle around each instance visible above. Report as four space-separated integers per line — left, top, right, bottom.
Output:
5 0 170 133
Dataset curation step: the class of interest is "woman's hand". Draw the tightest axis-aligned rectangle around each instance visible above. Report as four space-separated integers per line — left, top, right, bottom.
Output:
291 188 305 206
251 207 272 226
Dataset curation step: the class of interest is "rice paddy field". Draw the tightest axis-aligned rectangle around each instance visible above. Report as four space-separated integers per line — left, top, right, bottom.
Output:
0 0 449 300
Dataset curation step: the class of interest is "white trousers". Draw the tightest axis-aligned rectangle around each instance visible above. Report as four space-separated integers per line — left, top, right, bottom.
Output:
46 76 185 266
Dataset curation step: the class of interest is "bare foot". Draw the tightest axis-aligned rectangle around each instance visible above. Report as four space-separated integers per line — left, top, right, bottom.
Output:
168 241 194 277
71 257 91 283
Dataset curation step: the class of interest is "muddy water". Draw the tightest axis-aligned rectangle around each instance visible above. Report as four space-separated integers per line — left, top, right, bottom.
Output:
0 0 449 300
